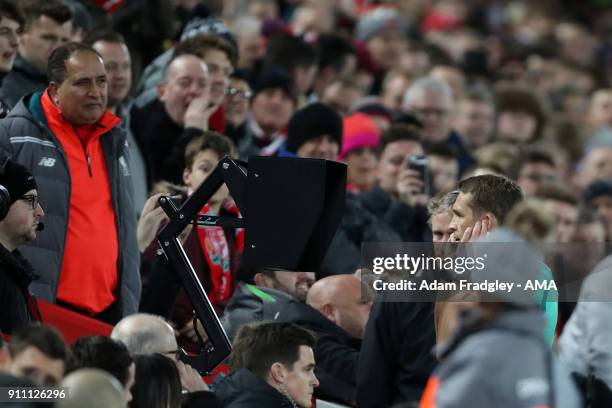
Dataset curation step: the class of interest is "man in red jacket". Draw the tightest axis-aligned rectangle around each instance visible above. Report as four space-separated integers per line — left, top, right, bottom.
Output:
0 42 140 323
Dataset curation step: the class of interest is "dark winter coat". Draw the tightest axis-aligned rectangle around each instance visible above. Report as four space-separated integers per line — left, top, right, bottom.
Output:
356 300 437 407
358 184 431 242
216 368 295 408
0 245 38 334
130 98 203 185
271 298 361 406
318 193 402 278
0 56 47 109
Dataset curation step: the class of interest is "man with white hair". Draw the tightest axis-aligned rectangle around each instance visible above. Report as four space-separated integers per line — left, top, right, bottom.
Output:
111 313 177 356
402 77 474 173
111 313 219 407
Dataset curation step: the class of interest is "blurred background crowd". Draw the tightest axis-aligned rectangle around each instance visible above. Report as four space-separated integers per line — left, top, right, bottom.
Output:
2 0 612 407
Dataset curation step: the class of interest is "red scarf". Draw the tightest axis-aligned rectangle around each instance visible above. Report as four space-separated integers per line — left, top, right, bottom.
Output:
195 201 243 305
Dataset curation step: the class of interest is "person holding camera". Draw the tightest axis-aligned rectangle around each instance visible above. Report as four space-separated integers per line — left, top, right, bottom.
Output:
359 124 432 242
0 158 44 334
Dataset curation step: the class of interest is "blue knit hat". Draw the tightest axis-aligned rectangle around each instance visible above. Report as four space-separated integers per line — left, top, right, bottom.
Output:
584 179 612 203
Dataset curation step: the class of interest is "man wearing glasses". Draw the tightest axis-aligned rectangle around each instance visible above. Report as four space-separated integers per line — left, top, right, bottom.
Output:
401 78 475 174
223 72 252 144
112 313 219 407
0 158 44 334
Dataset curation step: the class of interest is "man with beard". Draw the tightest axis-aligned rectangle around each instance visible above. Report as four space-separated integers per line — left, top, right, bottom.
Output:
221 267 315 340
0 159 44 333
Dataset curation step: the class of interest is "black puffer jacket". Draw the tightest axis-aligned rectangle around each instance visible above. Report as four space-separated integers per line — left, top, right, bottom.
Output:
356 300 437 408
318 193 402 278
221 286 361 404
0 245 37 334
216 368 295 408
130 98 203 185
358 184 431 242
0 56 47 109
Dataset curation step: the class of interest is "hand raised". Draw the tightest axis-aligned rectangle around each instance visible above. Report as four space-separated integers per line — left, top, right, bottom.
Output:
137 193 168 252
184 94 217 131
397 168 429 207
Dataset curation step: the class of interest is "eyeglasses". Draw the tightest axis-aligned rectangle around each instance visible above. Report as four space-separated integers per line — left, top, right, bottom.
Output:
19 194 39 210
226 87 253 99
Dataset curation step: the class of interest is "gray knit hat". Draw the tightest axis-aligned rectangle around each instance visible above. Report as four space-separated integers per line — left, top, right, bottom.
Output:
356 8 408 41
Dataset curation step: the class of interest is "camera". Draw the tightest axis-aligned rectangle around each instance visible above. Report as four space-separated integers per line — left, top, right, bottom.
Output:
407 154 431 195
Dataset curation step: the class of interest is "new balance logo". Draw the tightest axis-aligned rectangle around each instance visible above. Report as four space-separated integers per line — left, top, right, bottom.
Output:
119 156 130 177
38 157 56 167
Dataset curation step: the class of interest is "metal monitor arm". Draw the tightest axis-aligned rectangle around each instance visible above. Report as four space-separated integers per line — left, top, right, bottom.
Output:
156 156 246 375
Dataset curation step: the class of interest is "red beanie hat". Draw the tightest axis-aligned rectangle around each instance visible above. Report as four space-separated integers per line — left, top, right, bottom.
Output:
338 113 381 160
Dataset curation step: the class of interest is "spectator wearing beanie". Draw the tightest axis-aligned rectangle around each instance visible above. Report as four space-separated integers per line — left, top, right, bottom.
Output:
584 179 612 240
237 67 297 159
340 113 381 193
353 98 395 132
0 158 44 334
279 102 343 160
355 8 408 74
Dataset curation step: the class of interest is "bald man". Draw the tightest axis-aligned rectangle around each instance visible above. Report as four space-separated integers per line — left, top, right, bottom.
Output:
131 53 216 184
58 369 126 408
268 274 370 405
307 274 372 339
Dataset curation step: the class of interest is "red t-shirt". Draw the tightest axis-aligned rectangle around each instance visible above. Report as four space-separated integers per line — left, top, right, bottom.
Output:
41 90 121 314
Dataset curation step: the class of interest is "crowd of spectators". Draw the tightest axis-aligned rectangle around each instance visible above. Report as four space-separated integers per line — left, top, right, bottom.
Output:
1 0 612 406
